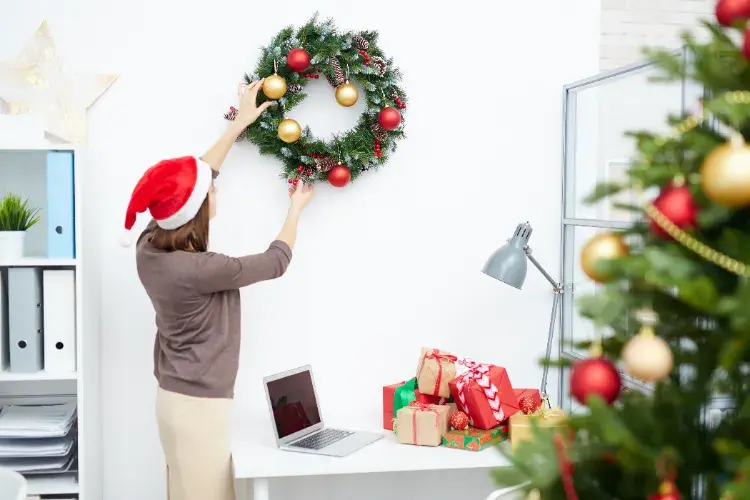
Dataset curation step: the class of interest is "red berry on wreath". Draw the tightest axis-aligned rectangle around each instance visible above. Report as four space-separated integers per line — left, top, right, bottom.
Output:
716 0 750 26
649 180 697 239
378 106 402 131
327 164 351 188
570 356 621 406
297 165 304 172
287 48 311 72
449 411 469 430
518 396 538 415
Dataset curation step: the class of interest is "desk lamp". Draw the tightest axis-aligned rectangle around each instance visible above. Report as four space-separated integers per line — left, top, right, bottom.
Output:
482 222 563 403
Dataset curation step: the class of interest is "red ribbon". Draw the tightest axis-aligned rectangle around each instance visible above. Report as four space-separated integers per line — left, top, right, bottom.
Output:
408 401 440 445
417 349 457 397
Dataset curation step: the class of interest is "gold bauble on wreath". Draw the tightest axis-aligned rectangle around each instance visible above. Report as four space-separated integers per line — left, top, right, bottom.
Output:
335 81 359 107
277 118 301 143
700 135 750 208
580 232 629 283
263 74 287 100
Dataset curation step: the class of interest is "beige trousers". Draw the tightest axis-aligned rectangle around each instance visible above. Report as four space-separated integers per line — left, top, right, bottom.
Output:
156 388 235 500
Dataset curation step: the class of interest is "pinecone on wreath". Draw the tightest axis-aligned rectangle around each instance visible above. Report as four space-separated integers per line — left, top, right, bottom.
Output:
353 35 370 50
370 122 388 142
287 83 302 94
328 57 345 87
316 156 336 172
372 56 387 76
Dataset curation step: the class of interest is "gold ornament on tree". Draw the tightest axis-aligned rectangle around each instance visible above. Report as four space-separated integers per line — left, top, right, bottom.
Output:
700 133 750 208
277 118 301 143
0 21 118 144
262 60 287 100
335 81 359 107
580 232 629 283
621 309 673 383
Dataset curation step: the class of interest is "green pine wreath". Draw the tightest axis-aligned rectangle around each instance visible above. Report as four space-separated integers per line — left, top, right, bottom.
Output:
224 14 408 187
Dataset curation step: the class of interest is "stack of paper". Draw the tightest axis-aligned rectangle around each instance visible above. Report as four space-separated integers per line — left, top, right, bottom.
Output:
0 403 76 438
0 403 77 475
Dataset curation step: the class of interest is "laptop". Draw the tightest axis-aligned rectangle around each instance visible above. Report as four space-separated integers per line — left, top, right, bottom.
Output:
263 365 383 457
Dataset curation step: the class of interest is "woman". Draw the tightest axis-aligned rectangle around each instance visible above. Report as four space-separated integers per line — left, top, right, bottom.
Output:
121 79 315 500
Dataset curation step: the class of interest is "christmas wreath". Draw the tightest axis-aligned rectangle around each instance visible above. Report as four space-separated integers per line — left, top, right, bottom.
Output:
224 14 408 188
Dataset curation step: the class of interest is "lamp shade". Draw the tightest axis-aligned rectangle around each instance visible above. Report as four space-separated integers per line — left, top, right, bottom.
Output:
482 222 533 289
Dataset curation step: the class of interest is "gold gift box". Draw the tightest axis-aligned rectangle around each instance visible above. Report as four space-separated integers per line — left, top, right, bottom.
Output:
509 407 567 452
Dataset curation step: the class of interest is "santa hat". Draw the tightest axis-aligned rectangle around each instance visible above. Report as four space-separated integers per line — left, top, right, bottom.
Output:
120 156 213 246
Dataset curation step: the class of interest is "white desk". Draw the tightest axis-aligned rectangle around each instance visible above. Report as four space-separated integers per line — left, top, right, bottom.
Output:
231 414 511 500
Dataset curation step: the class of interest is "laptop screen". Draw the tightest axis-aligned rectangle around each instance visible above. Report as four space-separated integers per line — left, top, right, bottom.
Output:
267 369 322 438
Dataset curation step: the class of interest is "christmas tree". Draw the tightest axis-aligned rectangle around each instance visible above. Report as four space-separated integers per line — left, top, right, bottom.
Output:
492 5 750 499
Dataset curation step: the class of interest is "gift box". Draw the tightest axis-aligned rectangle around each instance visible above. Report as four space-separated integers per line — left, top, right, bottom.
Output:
509 406 567 451
449 363 517 430
383 378 454 430
395 402 451 446
510 388 542 414
273 401 311 437
416 347 457 398
442 425 509 451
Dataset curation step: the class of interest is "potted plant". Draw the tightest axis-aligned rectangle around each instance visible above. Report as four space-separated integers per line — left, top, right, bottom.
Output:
0 193 40 260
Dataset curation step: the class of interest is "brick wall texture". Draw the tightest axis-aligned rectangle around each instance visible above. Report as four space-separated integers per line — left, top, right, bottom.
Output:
600 0 715 70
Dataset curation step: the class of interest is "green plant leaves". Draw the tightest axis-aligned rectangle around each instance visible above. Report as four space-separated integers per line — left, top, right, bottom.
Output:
0 194 40 231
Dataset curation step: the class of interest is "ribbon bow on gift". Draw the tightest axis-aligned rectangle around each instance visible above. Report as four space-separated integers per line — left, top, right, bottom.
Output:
533 406 566 419
454 363 505 426
417 349 458 397
407 401 440 445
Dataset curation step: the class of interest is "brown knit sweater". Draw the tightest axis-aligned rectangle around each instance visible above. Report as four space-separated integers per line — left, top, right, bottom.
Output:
136 223 292 398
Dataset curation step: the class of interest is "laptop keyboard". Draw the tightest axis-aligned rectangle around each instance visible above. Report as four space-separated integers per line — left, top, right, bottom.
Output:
290 428 353 450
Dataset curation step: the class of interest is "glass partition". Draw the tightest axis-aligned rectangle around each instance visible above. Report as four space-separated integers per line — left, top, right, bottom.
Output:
558 50 705 406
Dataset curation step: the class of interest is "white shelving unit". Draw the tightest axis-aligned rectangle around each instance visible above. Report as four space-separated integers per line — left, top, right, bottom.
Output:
0 145 102 500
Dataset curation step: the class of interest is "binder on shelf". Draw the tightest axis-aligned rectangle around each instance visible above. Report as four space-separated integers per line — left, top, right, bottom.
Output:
46 151 76 259
42 270 76 373
7 268 43 373
0 269 8 371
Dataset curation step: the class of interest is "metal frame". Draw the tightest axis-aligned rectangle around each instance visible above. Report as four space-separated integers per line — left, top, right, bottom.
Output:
557 50 688 409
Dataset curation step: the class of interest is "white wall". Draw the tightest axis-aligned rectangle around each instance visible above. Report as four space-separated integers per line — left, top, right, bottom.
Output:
600 0 713 70
0 1 600 499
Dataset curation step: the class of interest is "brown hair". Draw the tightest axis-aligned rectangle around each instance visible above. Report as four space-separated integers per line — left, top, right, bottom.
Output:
149 197 210 253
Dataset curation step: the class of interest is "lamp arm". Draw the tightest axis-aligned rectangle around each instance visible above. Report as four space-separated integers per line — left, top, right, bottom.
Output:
524 246 562 291
524 246 563 405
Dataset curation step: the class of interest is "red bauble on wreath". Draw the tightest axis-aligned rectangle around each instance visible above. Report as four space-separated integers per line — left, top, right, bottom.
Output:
570 356 621 406
649 181 698 239
327 164 351 187
378 106 402 131
287 48 311 72
716 0 750 26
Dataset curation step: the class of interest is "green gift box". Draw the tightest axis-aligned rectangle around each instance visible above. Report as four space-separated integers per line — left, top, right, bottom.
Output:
442 425 508 451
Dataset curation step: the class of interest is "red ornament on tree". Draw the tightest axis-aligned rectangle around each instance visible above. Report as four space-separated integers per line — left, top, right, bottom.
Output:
449 411 469 430
378 106 402 131
716 0 750 26
743 29 750 60
649 181 698 239
648 479 682 500
570 357 621 406
327 164 351 187
519 396 538 415
287 48 311 72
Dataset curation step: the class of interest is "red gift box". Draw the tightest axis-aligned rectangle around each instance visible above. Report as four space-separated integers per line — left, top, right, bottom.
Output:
511 388 542 414
383 379 452 430
449 363 517 430
273 402 311 437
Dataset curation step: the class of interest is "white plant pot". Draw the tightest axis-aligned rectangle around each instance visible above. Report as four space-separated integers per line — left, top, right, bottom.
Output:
0 231 26 260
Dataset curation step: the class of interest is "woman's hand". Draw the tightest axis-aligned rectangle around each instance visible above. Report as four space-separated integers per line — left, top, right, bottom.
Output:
235 80 275 128
289 181 315 214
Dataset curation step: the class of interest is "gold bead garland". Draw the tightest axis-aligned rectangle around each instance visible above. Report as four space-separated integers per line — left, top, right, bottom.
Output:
640 90 750 277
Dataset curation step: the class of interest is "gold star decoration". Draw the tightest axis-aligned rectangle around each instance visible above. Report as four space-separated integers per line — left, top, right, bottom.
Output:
0 21 118 144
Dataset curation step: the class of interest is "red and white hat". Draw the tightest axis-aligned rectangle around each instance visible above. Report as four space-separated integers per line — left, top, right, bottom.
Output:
120 156 213 246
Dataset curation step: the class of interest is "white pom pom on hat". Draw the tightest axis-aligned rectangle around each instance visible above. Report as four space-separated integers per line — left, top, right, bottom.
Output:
121 156 213 247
